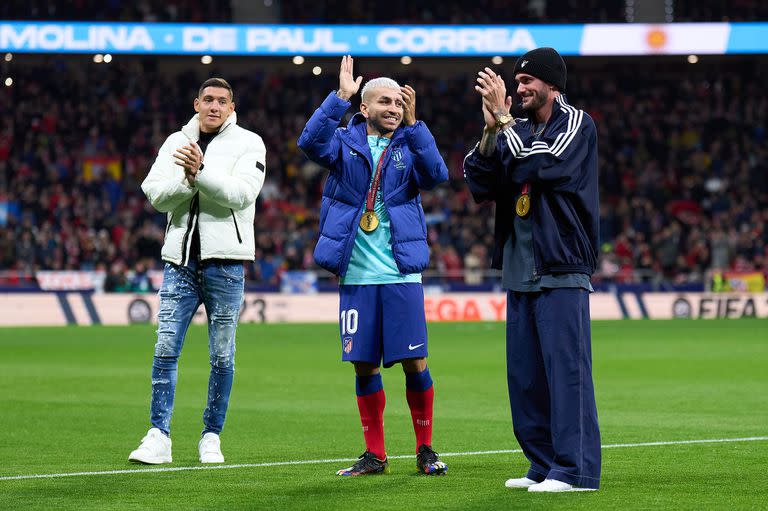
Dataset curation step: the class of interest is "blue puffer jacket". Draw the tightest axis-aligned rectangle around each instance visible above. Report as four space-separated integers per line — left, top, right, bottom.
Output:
298 91 449 277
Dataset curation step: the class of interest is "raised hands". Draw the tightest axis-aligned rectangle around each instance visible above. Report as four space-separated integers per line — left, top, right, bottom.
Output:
399 85 416 126
475 67 512 130
337 55 363 101
174 142 203 186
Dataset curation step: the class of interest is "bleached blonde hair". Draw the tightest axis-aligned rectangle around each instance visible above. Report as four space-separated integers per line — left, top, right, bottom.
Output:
361 77 401 102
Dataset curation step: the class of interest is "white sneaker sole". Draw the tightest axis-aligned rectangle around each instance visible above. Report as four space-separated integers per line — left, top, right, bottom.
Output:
129 452 172 464
199 447 225 463
529 486 597 493
505 479 537 488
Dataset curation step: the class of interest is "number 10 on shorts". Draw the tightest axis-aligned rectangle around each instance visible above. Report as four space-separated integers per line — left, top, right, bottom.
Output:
340 309 358 335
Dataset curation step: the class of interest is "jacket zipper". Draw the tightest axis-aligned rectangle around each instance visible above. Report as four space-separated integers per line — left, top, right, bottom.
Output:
175 119 233 264
378 144 396 247
340 140 374 275
528 188 539 278
230 209 243 244
180 193 199 266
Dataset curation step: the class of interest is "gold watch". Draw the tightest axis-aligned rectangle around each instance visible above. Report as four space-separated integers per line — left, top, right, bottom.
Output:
495 112 514 128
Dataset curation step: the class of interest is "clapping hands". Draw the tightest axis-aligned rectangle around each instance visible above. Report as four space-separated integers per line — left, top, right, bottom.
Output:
174 143 203 186
475 67 512 130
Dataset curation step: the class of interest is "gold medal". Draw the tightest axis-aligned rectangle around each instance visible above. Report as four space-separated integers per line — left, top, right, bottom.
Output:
360 210 379 232
516 194 531 217
360 146 387 233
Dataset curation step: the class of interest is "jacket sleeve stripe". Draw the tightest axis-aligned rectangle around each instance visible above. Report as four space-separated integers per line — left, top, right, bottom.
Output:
503 127 523 155
549 99 582 156
514 101 583 159
511 128 524 153
550 108 583 157
462 145 476 179
503 130 516 154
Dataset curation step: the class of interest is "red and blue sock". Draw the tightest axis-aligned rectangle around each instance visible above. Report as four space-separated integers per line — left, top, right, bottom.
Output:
405 367 434 452
355 373 386 460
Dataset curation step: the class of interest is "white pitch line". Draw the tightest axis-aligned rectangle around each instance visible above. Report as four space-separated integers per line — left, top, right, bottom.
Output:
1 436 766 482
601 437 768 449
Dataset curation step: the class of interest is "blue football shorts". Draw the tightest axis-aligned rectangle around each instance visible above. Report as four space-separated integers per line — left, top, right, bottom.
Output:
338 283 428 367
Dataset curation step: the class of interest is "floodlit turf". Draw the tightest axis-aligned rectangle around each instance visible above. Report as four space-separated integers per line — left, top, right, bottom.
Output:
1 319 766 510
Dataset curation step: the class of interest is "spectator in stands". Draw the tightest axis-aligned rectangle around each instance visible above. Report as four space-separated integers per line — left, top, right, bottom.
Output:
463 243 487 285
104 260 130 292
0 228 15 268
127 260 152 292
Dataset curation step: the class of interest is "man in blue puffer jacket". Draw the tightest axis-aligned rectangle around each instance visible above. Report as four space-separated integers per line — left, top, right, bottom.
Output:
298 55 449 477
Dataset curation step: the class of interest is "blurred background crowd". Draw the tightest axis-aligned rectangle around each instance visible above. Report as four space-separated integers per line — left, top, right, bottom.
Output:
0 1 766 292
3 0 767 23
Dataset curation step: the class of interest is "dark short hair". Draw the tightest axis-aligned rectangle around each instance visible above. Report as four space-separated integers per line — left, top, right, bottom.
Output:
198 78 233 101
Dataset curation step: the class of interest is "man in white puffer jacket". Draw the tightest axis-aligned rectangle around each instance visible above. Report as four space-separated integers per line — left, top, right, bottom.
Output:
129 78 266 465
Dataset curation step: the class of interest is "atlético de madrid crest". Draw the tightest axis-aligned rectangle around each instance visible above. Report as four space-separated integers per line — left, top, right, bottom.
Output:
343 337 353 353
392 148 405 169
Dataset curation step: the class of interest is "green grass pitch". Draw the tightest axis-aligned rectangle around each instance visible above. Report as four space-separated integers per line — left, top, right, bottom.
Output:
1 319 766 510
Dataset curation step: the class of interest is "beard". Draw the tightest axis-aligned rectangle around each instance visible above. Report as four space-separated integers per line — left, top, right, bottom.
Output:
521 89 548 115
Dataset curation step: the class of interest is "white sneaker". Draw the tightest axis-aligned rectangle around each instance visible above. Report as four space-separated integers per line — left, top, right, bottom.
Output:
128 428 172 464
528 479 597 492
505 476 538 488
198 432 225 463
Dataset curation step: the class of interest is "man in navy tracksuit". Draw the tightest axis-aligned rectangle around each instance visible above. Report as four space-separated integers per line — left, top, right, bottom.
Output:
298 56 449 476
464 47 601 492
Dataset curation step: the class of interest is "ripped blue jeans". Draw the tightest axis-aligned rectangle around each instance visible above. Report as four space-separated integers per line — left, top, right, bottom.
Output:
150 260 244 436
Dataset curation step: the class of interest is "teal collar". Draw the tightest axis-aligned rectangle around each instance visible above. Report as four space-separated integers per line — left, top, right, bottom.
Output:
367 135 391 149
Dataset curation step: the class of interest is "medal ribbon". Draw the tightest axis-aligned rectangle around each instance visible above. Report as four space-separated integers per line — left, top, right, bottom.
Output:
366 146 389 211
521 182 529 196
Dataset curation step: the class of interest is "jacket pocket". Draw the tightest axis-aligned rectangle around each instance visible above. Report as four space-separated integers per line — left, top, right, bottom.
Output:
230 209 243 244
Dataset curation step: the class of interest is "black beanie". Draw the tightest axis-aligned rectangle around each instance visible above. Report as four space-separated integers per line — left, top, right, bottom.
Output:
512 47 567 92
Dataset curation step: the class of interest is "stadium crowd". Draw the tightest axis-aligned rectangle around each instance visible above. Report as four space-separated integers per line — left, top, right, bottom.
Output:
0 56 766 289
5 0 767 24
673 0 768 22
280 0 768 24
279 0 623 24
0 0 232 22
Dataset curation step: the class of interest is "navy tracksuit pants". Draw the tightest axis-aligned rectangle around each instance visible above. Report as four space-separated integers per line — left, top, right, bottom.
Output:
506 288 601 489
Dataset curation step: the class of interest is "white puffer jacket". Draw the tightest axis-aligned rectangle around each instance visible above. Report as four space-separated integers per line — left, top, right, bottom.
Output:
141 112 266 264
